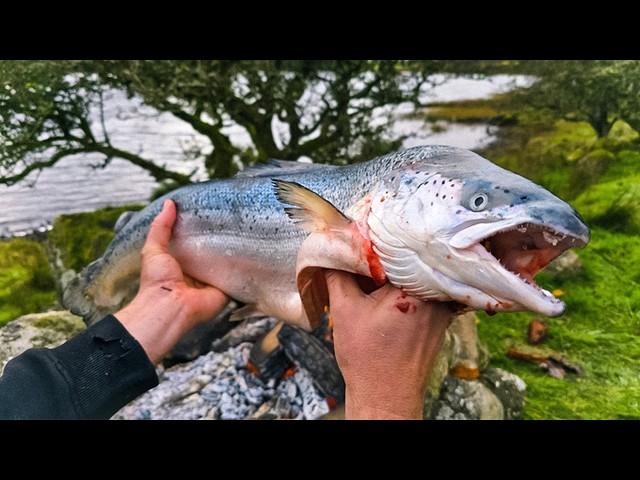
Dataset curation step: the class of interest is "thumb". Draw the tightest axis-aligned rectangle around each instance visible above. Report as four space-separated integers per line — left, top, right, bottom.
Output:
324 269 366 310
144 199 177 255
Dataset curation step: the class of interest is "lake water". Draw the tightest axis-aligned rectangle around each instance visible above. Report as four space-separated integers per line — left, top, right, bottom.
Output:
0 74 533 237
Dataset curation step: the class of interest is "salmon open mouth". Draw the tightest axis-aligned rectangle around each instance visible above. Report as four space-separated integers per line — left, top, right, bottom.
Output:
478 222 586 291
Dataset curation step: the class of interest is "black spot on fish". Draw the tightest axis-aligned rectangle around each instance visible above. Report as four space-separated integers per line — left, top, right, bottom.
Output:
275 228 279 233
391 176 395 181
504 189 510 193
433 180 437 184
520 195 528 201
442 195 446 199
436 193 439 197
494 186 500 189
442 180 445 185
431 202 433 206
509 204 514 208
456 210 461 214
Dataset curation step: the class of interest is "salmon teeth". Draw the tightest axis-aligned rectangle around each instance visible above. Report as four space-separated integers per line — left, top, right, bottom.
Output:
542 230 561 246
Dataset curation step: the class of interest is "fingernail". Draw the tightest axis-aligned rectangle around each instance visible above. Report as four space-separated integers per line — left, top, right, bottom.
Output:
163 199 171 209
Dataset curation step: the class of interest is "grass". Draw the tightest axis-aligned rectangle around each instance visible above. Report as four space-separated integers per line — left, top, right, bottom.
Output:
0 238 58 326
429 94 640 419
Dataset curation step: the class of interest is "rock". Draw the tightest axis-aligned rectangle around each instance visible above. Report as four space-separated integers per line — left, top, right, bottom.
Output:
546 250 582 276
429 376 504 420
570 149 615 194
0 310 85 374
449 312 482 380
481 368 527 419
423 329 455 411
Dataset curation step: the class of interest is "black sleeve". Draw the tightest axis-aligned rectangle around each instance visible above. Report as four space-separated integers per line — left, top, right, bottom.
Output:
0 314 159 420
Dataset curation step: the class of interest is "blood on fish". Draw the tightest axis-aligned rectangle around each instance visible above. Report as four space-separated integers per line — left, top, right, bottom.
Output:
361 237 386 286
396 302 410 313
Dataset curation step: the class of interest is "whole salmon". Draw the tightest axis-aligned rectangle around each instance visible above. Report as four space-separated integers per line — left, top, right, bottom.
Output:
63 145 589 329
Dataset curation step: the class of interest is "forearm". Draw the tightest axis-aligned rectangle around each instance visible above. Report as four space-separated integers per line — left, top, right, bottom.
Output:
341 310 451 420
346 387 426 419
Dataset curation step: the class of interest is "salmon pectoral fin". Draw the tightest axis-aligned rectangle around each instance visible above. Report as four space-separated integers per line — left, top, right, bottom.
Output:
273 180 387 328
271 179 351 233
297 266 330 330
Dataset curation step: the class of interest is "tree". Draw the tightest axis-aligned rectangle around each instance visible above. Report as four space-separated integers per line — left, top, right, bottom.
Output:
0 61 193 186
509 60 640 137
0 60 437 186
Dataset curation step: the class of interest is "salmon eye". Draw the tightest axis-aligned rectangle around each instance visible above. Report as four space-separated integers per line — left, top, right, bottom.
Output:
470 193 488 211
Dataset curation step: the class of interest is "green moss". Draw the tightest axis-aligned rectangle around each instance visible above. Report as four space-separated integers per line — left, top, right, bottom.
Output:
32 314 85 337
574 175 640 234
48 204 143 272
606 120 639 145
568 148 615 194
0 239 58 326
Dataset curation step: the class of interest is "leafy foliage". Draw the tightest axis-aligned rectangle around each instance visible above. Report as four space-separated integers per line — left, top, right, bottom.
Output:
510 60 640 138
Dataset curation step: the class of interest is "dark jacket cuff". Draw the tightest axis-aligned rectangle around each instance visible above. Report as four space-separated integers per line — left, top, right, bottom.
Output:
52 314 159 419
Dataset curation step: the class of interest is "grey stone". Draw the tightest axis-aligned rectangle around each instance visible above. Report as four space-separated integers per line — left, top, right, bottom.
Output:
430 376 504 420
0 311 85 374
481 367 527 419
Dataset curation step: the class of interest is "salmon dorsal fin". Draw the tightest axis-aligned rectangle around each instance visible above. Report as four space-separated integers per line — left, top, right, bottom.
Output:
235 159 333 178
272 179 351 233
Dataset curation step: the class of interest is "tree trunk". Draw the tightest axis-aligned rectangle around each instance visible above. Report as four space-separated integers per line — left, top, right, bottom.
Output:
590 106 612 138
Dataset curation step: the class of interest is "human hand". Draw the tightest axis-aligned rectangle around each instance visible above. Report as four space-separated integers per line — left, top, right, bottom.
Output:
325 270 453 420
116 199 229 364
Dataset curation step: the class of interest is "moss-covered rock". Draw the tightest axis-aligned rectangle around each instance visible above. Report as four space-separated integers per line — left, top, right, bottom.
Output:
573 175 640 234
569 148 615 195
0 310 85 373
48 204 143 273
0 238 58 326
